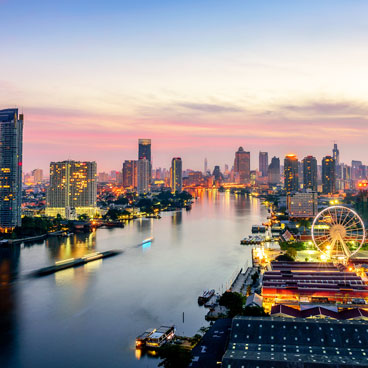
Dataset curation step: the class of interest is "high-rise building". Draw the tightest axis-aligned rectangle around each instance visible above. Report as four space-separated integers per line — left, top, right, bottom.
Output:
322 156 336 194
333 143 340 165
32 168 43 184
122 160 137 188
268 157 280 185
204 158 208 175
302 156 317 191
137 158 150 194
284 154 299 194
234 147 250 184
171 157 182 192
259 152 268 177
212 165 223 181
46 160 97 218
138 138 151 162
0 109 23 231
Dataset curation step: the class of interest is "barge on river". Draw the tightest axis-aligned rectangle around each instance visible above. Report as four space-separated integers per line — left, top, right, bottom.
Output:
136 325 175 348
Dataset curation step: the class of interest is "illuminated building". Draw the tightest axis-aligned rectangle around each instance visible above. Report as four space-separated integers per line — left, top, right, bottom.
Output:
351 160 363 181
287 191 318 218
170 157 182 192
284 154 299 194
186 171 204 186
259 151 268 177
46 160 97 218
302 155 317 191
137 158 150 194
268 156 280 185
138 138 151 162
123 160 137 188
234 147 250 184
322 156 335 194
0 109 23 231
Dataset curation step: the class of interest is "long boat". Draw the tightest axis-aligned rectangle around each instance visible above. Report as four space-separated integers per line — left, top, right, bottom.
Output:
136 326 175 348
198 289 215 305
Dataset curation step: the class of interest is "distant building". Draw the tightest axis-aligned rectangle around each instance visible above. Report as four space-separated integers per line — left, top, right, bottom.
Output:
259 151 268 177
234 147 250 184
204 157 208 175
302 155 317 191
46 160 97 218
32 168 43 184
137 158 150 194
322 156 336 194
170 157 182 192
0 109 23 231
284 154 299 194
212 165 223 181
122 160 137 188
268 156 280 185
138 139 151 182
98 172 109 182
287 191 318 218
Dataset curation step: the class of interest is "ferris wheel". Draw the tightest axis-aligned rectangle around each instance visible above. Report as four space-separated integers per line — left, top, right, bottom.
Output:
311 206 366 261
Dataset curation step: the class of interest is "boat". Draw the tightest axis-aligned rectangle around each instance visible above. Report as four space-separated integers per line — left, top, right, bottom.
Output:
136 328 156 347
252 225 266 234
142 237 153 244
145 326 175 348
198 289 215 305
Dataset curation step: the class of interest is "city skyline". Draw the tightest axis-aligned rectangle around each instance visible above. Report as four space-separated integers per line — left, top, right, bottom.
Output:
1 0 368 172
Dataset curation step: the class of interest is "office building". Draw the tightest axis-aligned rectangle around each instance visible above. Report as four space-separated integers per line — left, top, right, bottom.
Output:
267 156 280 185
284 154 299 194
46 160 97 218
333 143 340 165
259 151 268 177
137 158 150 194
122 160 137 188
234 147 250 184
302 155 317 191
204 157 208 175
32 168 43 184
322 156 335 194
170 157 182 192
0 109 23 231
287 191 318 218
138 138 151 162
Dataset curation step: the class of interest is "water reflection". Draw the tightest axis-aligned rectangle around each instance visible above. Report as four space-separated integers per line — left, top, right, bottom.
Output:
0 246 20 365
0 192 267 368
46 232 96 261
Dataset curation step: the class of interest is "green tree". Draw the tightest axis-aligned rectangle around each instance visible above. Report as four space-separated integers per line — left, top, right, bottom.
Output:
158 345 192 368
219 291 245 317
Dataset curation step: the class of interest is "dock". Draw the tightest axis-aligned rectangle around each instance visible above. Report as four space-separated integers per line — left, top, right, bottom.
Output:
30 250 122 277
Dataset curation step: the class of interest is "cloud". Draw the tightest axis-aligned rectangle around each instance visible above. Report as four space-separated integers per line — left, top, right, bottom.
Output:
177 102 243 113
280 100 368 117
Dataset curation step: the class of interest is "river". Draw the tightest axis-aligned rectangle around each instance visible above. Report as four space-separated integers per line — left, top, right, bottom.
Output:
0 190 267 368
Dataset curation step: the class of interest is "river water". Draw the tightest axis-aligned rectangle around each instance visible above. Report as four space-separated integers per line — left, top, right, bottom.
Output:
0 191 267 368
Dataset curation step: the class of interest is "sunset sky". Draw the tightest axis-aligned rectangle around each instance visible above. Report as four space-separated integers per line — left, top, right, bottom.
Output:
1 0 368 173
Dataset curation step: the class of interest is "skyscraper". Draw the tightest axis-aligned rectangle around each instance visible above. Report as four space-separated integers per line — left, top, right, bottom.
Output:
137 158 150 194
171 157 182 192
284 154 299 194
322 156 336 194
302 156 317 191
0 109 23 231
122 160 137 188
32 168 43 184
268 156 280 185
259 152 268 177
333 143 340 165
138 139 151 162
204 158 208 175
234 147 250 184
46 160 97 218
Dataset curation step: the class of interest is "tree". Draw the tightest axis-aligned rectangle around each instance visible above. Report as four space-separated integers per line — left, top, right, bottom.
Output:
219 291 245 317
242 306 268 317
158 345 192 368
276 253 294 262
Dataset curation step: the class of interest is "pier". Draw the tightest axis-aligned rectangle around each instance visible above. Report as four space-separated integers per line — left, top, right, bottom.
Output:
30 250 122 277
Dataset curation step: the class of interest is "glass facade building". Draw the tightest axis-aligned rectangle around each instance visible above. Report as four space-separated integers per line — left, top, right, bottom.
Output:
0 109 23 231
